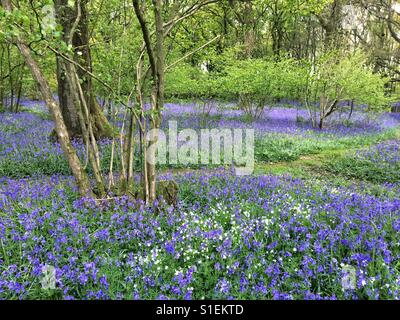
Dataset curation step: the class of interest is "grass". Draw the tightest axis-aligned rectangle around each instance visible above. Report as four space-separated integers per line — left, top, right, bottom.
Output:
255 130 400 200
256 127 400 176
255 128 399 163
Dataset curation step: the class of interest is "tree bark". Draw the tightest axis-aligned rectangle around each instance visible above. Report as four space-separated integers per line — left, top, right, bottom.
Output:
6 45 14 111
14 63 24 113
271 0 284 58
133 0 214 203
319 117 325 130
133 0 164 203
0 44 4 112
147 0 165 203
54 0 113 139
316 0 343 51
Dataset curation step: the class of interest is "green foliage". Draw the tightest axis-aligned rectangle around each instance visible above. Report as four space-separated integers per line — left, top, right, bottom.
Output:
304 52 390 111
165 64 224 101
0 156 70 178
221 58 299 101
165 53 308 112
222 59 270 101
326 156 400 183
217 57 305 118
324 141 400 183
262 0 334 16
255 129 399 163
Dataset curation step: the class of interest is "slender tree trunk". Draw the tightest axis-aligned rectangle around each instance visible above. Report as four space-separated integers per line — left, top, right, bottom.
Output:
7 45 14 111
242 1 255 58
319 117 324 130
69 65 106 196
146 0 165 203
348 99 354 120
319 95 328 130
127 110 136 186
0 44 4 112
271 0 283 58
133 0 164 203
21 44 92 196
15 63 24 113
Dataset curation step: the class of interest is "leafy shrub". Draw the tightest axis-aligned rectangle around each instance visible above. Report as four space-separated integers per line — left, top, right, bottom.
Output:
221 58 302 119
302 52 390 129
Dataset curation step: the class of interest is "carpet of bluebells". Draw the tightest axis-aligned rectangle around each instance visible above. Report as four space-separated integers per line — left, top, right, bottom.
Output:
1 99 400 300
161 102 400 136
1 172 400 300
1 101 400 177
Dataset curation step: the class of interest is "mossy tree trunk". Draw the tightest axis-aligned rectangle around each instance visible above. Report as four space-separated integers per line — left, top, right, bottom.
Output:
54 0 113 139
316 0 344 51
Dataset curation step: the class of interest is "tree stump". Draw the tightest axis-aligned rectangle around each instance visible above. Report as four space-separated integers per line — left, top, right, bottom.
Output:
157 180 179 206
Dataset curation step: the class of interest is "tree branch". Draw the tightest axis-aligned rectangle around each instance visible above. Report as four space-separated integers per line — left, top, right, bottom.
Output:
165 35 220 71
132 0 157 76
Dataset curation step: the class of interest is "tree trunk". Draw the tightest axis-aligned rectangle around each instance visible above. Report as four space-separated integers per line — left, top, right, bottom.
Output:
271 1 283 58
14 63 24 113
0 44 4 112
348 99 354 120
54 0 113 139
21 44 92 196
392 105 400 112
133 0 165 203
319 117 324 130
2 0 92 197
319 95 328 130
7 45 14 111
316 0 343 51
146 0 165 203
242 1 255 58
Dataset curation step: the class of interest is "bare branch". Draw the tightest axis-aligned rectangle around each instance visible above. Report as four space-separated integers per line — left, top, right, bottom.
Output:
165 35 220 71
